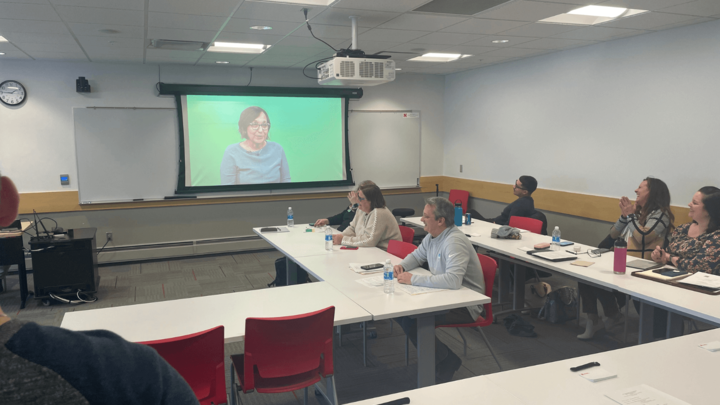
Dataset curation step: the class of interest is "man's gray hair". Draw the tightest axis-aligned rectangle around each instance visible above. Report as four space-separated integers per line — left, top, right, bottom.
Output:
425 197 455 227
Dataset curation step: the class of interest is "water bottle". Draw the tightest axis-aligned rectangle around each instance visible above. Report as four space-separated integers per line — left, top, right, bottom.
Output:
287 207 294 227
613 238 627 275
383 259 394 294
454 201 463 226
325 226 333 251
551 226 561 250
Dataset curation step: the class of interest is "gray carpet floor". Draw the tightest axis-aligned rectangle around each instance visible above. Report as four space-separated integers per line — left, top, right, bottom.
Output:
0 250 690 405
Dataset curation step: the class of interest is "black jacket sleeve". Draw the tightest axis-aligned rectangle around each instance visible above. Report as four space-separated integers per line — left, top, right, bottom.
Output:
491 197 535 225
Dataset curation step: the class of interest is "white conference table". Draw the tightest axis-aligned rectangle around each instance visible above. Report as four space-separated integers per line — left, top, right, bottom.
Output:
402 217 720 342
348 327 720 405
61 282 372 344
254 226 491 388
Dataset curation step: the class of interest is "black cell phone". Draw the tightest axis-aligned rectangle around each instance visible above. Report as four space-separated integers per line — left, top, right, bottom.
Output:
260 227 278 232
360 263 384 270
590 248 609 255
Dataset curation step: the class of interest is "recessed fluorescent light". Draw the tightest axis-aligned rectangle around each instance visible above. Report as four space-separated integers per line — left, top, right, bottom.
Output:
0 52 5 56
395 68 402 70
250 26 272 30
569 5 627 18
409 53 462 62
492 39 509 44
0 36 7 42
216 61 229 64
207 42 269 54
460 55 472 58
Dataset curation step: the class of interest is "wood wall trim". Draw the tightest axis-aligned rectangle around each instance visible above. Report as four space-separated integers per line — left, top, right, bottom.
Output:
18 178 692 226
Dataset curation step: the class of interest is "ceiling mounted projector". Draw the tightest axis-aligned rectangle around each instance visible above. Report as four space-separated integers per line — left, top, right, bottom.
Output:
316 16 395 87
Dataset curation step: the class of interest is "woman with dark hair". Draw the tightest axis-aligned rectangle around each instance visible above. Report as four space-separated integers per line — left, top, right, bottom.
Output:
651 186 720 274
578 178 674 340
332 182 402 249
220 106 291 185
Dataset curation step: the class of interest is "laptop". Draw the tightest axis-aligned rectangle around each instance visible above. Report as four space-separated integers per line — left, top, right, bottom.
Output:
528 250 578 262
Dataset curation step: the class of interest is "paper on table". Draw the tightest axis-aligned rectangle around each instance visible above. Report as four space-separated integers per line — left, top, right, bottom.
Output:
571 260 595 267
605 384 690 405
678 272 720 290
517 246 533 252
349 263 385 274
578 367 617 382
274 226 290 233
354 275 449 295
355 275 385 288
698 341 720 352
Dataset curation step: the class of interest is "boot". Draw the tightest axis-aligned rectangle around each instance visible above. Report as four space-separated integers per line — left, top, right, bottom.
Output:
577 314 604 340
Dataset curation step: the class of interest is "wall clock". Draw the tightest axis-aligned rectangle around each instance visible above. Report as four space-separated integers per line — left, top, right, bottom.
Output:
0 80 27 106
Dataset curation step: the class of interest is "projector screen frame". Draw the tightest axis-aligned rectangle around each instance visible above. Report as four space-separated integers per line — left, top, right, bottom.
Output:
159 83 363 194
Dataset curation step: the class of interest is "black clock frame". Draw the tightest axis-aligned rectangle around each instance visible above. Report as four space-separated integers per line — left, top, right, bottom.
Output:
0 80 27 106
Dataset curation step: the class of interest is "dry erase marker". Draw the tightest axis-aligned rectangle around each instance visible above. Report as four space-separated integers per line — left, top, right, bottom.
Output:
570 362 600 372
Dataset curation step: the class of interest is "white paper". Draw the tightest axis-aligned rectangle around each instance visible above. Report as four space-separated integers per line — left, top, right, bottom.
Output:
275 226 290 233
605 384 690 405
517 246 533 252
698 341 720 352
349 262 385 274
578 367 617 382
679 272 720 289
355 275 385 288
354 275 449 295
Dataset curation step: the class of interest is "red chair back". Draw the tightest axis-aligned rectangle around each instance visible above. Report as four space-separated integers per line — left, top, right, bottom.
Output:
140 326 226 405
509 216 543 234
243 306 335 393
398 225 415 244
476 254 497 327
388 239 417 259
448 189 469 214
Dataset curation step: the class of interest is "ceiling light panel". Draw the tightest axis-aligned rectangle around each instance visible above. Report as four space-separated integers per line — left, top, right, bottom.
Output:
409 52 462 62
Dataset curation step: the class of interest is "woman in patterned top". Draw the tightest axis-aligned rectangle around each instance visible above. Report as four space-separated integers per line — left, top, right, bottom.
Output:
651 186 720 274
578 177 674 340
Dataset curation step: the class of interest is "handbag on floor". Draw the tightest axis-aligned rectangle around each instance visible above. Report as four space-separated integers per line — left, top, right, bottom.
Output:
268 257 310 287
537 286 577 324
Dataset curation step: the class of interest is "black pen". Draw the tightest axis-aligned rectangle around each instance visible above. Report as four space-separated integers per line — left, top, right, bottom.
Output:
566 250 578 255
570 361 600 372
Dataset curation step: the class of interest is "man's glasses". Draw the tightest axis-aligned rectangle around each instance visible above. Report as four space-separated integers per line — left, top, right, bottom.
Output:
513 181 526 190
249 122 270 130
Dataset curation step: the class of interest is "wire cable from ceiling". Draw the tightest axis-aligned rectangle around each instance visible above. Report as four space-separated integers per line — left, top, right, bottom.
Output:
303 8 338 52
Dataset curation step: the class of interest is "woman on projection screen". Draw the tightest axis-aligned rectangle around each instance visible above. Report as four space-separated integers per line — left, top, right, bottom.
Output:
220 106 291 185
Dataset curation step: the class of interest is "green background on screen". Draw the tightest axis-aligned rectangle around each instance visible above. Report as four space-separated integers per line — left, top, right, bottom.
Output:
186 95 344 186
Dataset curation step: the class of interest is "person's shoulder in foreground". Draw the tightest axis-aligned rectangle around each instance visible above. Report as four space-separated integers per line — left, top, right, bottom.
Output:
0 317 199 405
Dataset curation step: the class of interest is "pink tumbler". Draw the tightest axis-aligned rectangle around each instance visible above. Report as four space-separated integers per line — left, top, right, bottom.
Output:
613 238 627 275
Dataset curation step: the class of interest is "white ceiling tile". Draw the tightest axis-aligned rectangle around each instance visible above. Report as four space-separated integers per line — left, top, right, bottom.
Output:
463 35 539 47
0 19 68 35
599 11 701 30
50 0 145 11
199 52 257 63
655 0 720 17
532 0 604 4
145 56 197 64
148 27 219 42
148 0 240 17
475 1 578 22
148 12 228 31
54 6 144 26
387 42 446 54
246 59 295 68
0 3 61 21
84 47 143 57
649 16 714 30
223 19 302 35
599 0 703 11
91 54 144 62
440 18 528 34
274 35 345 48
262 45 325 57
76 35 144 49
2 32 77 45
331 0 433 14
442 44 497 54
234 1 325 23
0 41 19 51
0 51 32 59
347 40 404 54
409 32 484 45
67 23 145 38
496 22 580 37
552 25 647 40
310 7 400 27
290 23 368 40
481 46 550 58
377 13 468 31
359 28 428 42
517 37 596 50
251 54 306 63
146 47 203 59
14 41 82 52
26 51 88 60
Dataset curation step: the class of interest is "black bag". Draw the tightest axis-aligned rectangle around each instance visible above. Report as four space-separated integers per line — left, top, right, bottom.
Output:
268 257 310 287
537 286 577 324
502 314 537 337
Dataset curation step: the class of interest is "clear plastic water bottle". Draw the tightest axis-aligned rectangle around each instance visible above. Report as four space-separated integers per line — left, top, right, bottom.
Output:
551 226 561 250
383 259 394 294
325 226 333 251
287 207 294 227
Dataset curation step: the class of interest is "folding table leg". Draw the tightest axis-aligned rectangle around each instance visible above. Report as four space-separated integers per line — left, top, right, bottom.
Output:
666 312 684 339
416 314 436 387
286 257 298 285
638 302 654 344
362 321 367 367
497 260 511 306
623 295 630 344
336 325 342 347
512 264 526 311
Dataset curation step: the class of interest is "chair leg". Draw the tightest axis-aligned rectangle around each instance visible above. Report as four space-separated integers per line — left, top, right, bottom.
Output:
336 325 342 347
390 319 393 334
456 327 468 357
230 364 238 405
405 334 409 366
479 329 502 371
304 387 308 405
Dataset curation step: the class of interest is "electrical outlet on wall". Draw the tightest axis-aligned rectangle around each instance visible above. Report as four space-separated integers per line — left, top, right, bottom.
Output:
460 165 463 173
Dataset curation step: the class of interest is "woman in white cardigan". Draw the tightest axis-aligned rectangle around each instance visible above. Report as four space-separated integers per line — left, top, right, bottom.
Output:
332 182 402 250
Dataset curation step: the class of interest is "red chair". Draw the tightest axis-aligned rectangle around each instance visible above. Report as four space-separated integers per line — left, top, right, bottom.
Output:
436 254 502 370
230 306 335 405
398 225 415 244
509 216 543 234
448 189 470 214
388 240 417 259
140 326 226 405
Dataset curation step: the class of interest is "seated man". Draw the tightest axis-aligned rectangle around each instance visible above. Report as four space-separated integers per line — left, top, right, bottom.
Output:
477 175 537 225
393 197 485 383
0 170 198 405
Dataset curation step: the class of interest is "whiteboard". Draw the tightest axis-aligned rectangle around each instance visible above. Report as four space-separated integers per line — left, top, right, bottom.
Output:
73 108 421 203
348 110 421 188
74 108 178 203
